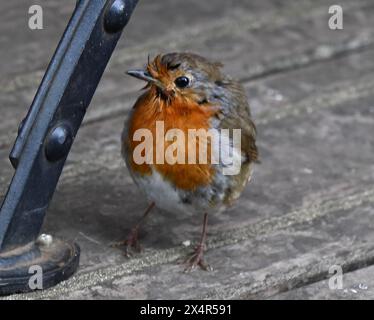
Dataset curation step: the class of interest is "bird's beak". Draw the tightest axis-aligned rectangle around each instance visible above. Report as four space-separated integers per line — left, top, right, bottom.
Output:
127 69 166 91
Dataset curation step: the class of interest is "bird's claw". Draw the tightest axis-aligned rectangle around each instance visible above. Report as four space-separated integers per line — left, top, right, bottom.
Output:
110 228 142 257
183 244 212 272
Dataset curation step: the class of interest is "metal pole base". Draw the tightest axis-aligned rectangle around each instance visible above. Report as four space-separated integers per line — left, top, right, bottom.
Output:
0 237 80 296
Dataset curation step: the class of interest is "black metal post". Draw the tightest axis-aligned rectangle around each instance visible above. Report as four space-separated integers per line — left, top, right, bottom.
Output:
0 0 139 295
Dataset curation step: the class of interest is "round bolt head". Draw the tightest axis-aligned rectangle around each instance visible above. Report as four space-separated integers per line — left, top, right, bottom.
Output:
104 0 130 33
45 124 73 162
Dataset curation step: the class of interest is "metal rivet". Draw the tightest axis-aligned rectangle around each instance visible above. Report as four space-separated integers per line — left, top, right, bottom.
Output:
45 125 73 162
36 234 53 247
104 0 130 33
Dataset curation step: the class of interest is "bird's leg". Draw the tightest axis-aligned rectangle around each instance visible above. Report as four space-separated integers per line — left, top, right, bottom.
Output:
111 202 155 257
185 213 212 272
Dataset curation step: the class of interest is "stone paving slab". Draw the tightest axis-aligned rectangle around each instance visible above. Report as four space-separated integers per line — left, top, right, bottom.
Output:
1 0 373 149
270 264 374 300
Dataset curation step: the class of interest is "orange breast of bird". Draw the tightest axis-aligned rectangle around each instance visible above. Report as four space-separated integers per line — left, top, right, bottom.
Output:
126 87 218 191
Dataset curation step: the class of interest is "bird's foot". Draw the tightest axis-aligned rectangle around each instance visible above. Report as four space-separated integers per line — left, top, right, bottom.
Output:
110 227 142 257
184 243 212 272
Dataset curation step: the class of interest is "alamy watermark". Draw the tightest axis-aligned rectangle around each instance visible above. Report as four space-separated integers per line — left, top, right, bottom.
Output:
328 5 343 30
328 265 343 290
28 5 43 30
28 265 43 290
132 121 242 175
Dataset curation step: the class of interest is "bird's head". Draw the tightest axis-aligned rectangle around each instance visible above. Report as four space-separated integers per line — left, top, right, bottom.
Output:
127 52 227 106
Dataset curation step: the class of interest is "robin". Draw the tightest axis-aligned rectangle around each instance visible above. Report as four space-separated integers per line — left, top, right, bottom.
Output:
118 52 258 271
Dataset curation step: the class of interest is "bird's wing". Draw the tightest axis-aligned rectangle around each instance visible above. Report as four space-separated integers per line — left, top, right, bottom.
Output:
217 80 259 164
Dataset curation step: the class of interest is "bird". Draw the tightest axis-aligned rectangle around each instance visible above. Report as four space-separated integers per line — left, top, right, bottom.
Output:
117 52 258 271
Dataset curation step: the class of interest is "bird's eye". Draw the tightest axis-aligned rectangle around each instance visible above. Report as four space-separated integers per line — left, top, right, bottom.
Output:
174 76 190 88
